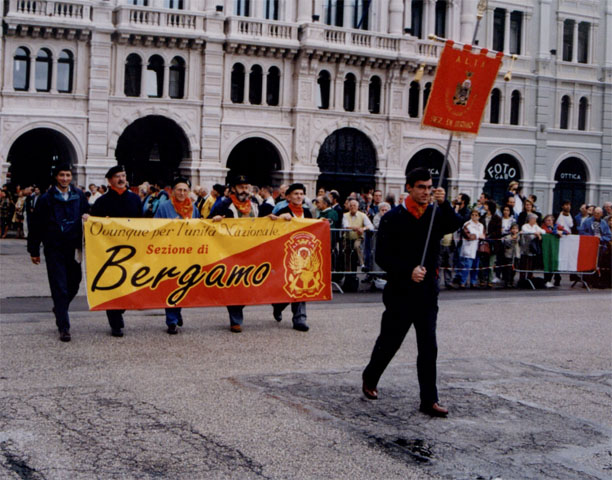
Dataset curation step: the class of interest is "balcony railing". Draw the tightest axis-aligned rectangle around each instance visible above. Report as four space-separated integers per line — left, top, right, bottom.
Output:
6 0 90 21
320 25 401 54
114 5 204 33
226 17 299 43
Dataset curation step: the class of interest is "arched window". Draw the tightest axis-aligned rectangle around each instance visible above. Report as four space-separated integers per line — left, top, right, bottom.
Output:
163 0 183 8
510 90 520 125
435 1 447 38
423 82 432 111
265 0 279 20
249 65 263 105
13 47 30 91
317 70 331 110
368 76 381 114
169 56 185 99
408 81 420 118
235 0 250 16
560 95 570 130
57 50 74 93
35 48 52 92
146 55 164 98
230 63 245 103
124 53 142 97
343 73 356 112
490 88 501 124
578 97 588 131
266 66 280 106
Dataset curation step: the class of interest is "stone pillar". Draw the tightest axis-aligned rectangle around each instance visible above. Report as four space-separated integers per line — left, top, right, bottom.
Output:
162 64 169 98
344 1 353 28
572 20 578 62
389 0 404 34
460 0 477 44
503 9 510 54
297 0 311 23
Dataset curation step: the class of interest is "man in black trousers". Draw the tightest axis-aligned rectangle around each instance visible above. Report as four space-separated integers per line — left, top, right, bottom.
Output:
91 165 143 337
27 164 89 342
362 167 462 417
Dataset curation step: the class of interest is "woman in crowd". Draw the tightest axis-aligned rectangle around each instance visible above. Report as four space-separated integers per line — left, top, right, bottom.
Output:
0 190 13 238
501 205 514 236
501 223 520 288
153 177 201 334
12 191 26 238
520 212 546 280
479 200 502 288
458 209 485 288
517 199 542 228
541 214 567 287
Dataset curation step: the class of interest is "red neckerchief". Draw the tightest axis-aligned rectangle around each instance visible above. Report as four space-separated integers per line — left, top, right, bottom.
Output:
110 185 127 195
404 195 427 219
171 196 193 219
230 194 252 215
288 203 304 218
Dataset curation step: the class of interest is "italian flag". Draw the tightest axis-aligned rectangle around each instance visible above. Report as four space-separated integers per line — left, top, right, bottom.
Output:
542 235 600 272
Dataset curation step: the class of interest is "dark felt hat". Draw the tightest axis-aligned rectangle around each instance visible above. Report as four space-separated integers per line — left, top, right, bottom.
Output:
230 174 250 186
171 177 191 189
286 183 306 195
213 183 226 195
105 165 126 179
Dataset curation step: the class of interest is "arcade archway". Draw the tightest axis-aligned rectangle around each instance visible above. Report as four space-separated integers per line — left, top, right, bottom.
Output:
7 128 78 189
553 157 587 216
317 128 377 200
115 115 190 187
483 154 522 206
406 148 450 192
226 138 282 186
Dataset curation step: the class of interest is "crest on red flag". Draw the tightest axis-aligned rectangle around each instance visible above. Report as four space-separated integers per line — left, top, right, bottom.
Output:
422 41 503 135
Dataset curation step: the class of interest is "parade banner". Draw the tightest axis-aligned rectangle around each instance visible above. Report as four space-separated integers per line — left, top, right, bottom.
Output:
84 217 332 310
422 40 503 135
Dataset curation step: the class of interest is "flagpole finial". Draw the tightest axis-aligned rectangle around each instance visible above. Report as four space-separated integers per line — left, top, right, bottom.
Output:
414 64 425 82
477 0 488 19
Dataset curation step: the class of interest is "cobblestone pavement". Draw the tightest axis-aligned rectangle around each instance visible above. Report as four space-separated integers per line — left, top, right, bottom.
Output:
1 238 611 479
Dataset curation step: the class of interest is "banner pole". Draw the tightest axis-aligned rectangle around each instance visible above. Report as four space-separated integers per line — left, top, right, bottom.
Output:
418 1 487 268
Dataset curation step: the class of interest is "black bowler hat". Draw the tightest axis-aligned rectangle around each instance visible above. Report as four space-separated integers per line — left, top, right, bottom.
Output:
213 183 226 195
230 174 250 186
286 183 306 195
105 165 126 179
171 177 191 189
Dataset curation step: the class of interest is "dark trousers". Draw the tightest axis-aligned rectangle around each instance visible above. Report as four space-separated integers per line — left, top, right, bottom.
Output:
363 281 439 405
227 305 245 326
273 302 307 326
44 247 82 332
106 310 125 329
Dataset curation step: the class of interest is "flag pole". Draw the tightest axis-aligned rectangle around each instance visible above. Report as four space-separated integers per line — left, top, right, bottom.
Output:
419 1 487 268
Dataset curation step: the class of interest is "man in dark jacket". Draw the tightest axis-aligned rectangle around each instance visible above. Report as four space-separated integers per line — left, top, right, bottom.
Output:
362 167 462 417
91 165 143 337
27 164 89 342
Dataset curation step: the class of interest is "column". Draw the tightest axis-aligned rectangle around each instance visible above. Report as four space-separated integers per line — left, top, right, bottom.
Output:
460 0 477 44
389 0 404 34
297 0 311 23
572 20 578 62
426 0 435 38
140 63 146 97
344 1 353 28
404 0 412 33
162 64 169 98
503 9 510 53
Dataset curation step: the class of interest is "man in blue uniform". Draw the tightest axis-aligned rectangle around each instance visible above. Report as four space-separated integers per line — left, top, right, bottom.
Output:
91 165 143 337
362 168 462 417
27 163 89 342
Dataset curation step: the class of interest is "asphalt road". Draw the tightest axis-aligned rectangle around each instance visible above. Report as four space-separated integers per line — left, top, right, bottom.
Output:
1 238 611 480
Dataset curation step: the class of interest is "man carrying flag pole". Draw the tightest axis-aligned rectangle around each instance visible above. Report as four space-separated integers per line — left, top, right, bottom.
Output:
362 1 506 416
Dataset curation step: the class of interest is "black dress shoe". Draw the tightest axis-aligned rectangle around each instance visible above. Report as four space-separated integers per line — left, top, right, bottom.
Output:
177 317 183 327
59 330 71 342
362 382 378 400
111 328 124 338
419 402 448 417
167 324 178 335
293 323 309 332
273 310 282 322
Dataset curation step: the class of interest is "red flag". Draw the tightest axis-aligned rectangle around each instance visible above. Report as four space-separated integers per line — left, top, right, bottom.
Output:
422 41 503 135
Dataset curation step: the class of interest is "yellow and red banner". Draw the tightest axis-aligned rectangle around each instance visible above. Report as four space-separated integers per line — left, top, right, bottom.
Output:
84 217 331 310
422 40 503 134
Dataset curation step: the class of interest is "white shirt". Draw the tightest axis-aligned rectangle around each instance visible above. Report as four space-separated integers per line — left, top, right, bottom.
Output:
556 212 574 232
461 220 484 259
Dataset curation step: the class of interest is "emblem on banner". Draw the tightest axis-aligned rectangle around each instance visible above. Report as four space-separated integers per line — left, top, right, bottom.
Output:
283 232 325 298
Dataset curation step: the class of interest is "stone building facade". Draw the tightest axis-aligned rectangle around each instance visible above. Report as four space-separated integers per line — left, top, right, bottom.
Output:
1 0 611 213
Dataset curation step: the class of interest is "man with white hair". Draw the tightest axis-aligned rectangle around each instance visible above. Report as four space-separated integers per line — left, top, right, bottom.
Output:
579 207 611 243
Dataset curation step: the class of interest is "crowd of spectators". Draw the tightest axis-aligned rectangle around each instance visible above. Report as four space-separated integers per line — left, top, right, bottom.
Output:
2 178 611 290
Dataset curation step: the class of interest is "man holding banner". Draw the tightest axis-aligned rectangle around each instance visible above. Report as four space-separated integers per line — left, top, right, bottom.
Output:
91 165 143 337
270 183 312 332
211 174 260 333
154 177 201 334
